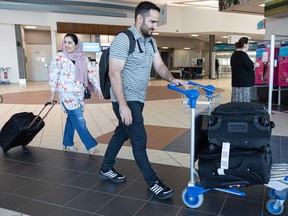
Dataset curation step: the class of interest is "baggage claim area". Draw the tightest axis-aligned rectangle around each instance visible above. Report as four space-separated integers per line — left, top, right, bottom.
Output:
1 0 288 216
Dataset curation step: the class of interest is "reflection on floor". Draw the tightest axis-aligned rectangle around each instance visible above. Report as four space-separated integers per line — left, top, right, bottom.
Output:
0 78 288 216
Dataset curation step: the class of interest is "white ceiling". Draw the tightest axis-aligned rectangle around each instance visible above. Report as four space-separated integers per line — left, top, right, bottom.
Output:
100 0 265 43
103 0 219 8
19 0 266 44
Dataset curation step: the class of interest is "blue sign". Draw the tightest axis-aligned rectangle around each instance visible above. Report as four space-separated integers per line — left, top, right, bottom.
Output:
214 43 257 51
82 42 101 53
257 19 266 30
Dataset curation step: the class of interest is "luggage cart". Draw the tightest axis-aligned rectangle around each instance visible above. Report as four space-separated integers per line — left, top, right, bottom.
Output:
181 83 221 113
168 81 246 208
0 67 10 85
265 164 288 215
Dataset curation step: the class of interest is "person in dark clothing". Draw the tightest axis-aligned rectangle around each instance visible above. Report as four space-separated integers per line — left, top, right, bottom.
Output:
230 37 259 102
215 59 219 79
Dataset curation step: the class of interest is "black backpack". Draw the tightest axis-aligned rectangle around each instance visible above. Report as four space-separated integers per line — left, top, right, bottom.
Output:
99 30 155 100
99 30 136 100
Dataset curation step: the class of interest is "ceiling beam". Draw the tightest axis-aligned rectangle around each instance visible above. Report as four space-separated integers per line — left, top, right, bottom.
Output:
2 0 135 11
0 3 128 17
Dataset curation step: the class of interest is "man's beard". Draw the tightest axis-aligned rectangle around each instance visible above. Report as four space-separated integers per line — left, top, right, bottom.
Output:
141 23 153 37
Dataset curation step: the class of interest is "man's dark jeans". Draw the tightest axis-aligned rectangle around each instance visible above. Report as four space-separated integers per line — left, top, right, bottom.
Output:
101 101 157 186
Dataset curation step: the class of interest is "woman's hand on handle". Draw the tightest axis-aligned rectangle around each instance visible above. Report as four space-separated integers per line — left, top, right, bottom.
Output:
49 91 56 103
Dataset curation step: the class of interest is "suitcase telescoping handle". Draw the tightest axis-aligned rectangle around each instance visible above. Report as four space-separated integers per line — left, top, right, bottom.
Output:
28 101 57 129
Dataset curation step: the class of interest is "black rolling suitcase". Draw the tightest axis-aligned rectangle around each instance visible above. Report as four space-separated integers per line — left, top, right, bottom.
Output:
208 102 274 150
194 114 208 160
198 144 272 189
0 101 56 153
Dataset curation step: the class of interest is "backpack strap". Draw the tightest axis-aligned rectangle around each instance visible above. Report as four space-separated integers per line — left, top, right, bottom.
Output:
148 39 156 53
121 30 136 55
120 29 156 54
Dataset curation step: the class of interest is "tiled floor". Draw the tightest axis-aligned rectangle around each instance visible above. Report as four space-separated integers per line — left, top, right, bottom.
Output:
0 78 288 216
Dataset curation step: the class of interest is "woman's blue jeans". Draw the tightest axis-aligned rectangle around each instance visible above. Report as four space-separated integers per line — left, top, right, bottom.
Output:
63 105 97 150
101 101 157 186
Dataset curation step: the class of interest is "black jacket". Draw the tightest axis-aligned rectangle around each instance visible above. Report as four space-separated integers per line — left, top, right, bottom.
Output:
230 50 254 87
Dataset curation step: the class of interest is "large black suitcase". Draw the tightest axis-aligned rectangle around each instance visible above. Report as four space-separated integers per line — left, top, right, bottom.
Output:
194 114 208 160
198 145 272 189
0 101 56 153
208 102 274 150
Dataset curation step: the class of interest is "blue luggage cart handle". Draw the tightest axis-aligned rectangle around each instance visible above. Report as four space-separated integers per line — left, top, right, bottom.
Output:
167 82 215 108
167 83 199 108
186 81 215 99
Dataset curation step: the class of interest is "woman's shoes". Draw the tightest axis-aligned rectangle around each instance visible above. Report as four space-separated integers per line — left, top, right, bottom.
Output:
63 145 99 155
63 146 79 152
88 146 99 155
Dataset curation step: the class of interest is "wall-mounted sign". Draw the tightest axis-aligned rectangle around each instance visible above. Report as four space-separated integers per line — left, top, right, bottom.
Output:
257 19 266 30
227 35 251 44
82 42 101 53
215 43 257 51
158 4 167 26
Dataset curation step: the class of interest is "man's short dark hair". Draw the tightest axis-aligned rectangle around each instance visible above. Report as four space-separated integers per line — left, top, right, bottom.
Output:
135 1 160 20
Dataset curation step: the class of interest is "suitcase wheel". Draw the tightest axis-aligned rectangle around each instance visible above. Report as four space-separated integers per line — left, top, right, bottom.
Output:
208 116 217 127
208 143 218 152
258 116 270 127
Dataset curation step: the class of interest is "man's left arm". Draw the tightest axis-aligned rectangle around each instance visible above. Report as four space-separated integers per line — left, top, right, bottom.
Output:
153 52 189 89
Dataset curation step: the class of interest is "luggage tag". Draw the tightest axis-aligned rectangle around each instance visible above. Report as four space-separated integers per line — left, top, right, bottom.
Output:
217 142 230 175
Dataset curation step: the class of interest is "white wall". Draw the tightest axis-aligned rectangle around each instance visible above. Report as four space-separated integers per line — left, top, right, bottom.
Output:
0 24 19 83
0 9 50 26
174 49 202 67
1 6 264 37
48 12 134 31
158 6 264 35
25 44 52 81
265 17 288 40
0 6 266 83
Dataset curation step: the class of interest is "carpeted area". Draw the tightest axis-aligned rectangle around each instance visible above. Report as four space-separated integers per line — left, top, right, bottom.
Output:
1 86 224 104
0 86 184 104
96 125 188 150
0 85 224 153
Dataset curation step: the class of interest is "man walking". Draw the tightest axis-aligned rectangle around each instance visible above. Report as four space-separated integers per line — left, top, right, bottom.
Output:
99 1 188 200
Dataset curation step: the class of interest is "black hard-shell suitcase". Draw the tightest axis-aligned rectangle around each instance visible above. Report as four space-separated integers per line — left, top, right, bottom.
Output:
208 102 274 150
0 101 56 153
194 114 208 160
198 145 272 189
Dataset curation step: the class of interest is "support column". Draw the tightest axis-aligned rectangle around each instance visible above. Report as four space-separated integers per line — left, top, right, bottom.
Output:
15 25 27 84
209 35 216 79
50 30 57 57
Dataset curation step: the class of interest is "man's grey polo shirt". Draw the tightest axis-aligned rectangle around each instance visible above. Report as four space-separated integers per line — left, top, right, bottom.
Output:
109 25 158 103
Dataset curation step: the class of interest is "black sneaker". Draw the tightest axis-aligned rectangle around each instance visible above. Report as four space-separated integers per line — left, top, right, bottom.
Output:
99 168 126 183
147 180 173 200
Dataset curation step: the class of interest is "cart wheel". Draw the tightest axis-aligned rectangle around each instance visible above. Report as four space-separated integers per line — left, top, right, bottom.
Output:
182 188 204 208
269 189 277 199
266 199 284 215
